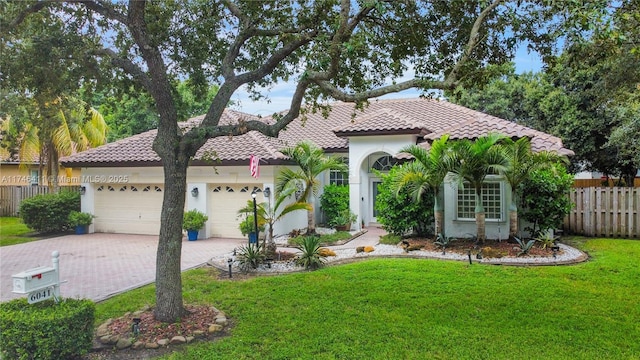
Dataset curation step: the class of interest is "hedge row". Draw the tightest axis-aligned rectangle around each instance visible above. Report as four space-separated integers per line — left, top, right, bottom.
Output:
0 298 95 360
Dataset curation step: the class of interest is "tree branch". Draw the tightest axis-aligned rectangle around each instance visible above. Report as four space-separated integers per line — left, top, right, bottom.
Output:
313 78 450 103
6 1 50 31
91 48 152 89
445 0 503 86
125 1 179 157
75 0 128 25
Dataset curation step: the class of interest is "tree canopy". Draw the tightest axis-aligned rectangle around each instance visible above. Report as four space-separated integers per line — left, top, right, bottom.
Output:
1 0 594 323
448 1 640 184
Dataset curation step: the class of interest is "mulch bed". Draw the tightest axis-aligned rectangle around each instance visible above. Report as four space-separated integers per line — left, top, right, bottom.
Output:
402 237 557 258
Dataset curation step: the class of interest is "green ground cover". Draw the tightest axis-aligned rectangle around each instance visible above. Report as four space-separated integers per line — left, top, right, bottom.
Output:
0 217 42 247
96 238 640 359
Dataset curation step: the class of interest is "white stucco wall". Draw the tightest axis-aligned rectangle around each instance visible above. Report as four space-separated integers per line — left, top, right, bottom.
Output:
442 174 513 240
347 134 418 230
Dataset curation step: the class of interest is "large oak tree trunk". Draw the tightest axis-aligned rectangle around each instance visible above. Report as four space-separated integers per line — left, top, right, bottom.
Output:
153 158 189 322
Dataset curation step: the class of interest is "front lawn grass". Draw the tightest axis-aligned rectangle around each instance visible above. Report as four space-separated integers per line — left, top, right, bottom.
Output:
96 238 640 359
0 217 42 246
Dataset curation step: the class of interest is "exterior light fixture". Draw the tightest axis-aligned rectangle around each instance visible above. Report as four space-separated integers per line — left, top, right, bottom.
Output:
79 186 86 195
132 318 141 335
227 258 233 278
263 187 271 198
191 187 199 197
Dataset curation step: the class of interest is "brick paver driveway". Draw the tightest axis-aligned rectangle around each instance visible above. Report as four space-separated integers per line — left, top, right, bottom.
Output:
0 233 245 302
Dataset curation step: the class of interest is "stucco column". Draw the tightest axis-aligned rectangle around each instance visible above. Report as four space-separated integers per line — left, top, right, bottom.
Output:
80 182 95 233
186 183 208 239
349 180 361 231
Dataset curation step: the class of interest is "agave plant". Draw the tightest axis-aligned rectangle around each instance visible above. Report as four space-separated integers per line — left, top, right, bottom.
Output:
294 236 325 270
513 237 536 257
236 243 265 272
434 233 456 255
535 233 558 250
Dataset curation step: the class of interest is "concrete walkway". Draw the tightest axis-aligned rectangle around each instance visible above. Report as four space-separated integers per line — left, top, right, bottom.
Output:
0 233 245 303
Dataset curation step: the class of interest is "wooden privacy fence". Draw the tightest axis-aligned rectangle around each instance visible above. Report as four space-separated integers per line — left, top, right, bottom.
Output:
564 187 640 238
0 186 81 217
573 178 640 188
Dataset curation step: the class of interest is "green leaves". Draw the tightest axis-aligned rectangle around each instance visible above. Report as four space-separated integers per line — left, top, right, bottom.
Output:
376 165 435 237
520 163 574 238
294 236 325 270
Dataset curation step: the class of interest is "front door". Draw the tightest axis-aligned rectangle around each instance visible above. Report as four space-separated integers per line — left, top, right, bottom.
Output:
371 180 382 221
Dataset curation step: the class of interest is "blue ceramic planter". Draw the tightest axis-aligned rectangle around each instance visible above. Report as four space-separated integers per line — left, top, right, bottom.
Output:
187 230 199 241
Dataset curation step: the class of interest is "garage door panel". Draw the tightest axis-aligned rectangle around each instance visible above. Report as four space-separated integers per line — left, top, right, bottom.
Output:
93 184 163 235
209 185 264 238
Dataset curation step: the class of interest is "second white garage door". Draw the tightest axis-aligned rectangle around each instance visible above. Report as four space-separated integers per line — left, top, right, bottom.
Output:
208 184 264 238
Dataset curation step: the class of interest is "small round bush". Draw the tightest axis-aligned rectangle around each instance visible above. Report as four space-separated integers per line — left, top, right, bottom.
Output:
0 298 95 360
19 190 80 233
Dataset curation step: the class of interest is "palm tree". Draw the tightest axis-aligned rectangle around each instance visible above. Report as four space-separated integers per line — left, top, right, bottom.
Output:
448 133 509 242
238 185 311 254
276 141 347 234
3 96 107 191
501 137 568 239
394 135 453 236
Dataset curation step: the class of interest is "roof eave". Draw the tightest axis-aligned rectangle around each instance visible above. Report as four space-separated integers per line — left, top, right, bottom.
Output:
60 160 163 168
334 128 425 138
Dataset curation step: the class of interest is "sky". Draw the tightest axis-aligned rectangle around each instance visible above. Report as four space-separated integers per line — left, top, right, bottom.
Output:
229 46 545 116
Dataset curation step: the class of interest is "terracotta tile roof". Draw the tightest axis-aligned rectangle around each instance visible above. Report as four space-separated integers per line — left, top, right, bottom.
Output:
332 107 429 136
60 98 573 167
420 102 574 156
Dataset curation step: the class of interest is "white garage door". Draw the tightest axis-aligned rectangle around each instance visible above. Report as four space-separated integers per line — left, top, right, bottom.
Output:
94 184 164 235
209 184 264 238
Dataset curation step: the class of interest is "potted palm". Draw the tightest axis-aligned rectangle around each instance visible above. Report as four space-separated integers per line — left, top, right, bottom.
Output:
68 211 95 235
183 209 208 241
329 209 357 231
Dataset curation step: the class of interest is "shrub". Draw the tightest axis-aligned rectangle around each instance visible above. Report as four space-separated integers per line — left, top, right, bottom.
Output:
294 236 324 270
513 237 536 257
320 184 350 226
519 163 574 238
374 166 434 237
329 209 357 228
68 211 95 227
183 209 209 231
236 244 265 272
19 190 80 233
238 215 265 236
435 233 456 255
0 298 95 360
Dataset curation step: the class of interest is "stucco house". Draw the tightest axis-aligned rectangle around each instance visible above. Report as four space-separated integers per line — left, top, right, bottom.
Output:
0 146 80 187
60 98 573 239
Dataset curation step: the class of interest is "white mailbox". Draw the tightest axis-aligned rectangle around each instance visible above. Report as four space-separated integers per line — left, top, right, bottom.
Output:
12 266 57 294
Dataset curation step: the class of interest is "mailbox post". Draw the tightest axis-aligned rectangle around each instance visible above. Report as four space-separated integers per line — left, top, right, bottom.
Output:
12 251 61 304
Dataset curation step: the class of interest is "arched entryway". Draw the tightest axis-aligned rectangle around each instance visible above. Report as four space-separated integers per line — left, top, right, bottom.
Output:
351 151 399 227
